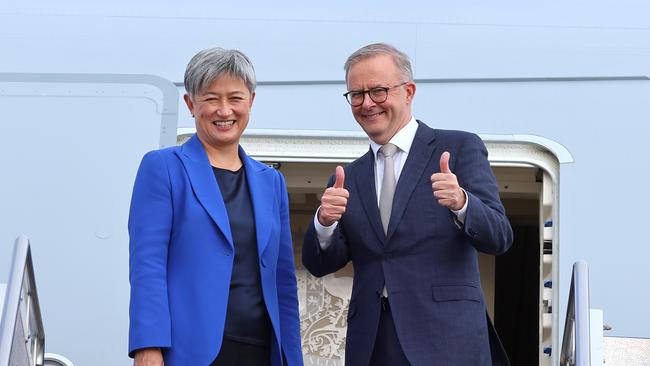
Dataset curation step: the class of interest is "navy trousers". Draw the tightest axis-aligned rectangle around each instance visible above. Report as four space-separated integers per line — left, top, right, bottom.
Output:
369 297 411 366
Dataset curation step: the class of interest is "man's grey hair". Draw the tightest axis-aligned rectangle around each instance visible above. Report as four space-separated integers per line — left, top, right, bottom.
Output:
184 47 256 98
344 43 413 82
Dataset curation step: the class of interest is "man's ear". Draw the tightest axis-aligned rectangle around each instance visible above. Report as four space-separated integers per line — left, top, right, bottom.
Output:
405 81 416 104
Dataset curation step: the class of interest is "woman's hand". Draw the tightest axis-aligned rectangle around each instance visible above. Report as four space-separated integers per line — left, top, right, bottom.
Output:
134 348 163 366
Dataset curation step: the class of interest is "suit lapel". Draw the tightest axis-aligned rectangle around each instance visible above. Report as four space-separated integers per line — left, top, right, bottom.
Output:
176 134 234 249
242 147 273 259
387 121 437 240
354 149 386 244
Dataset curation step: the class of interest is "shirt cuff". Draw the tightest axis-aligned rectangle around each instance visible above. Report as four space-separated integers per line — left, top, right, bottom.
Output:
313 206 338 250
451 188 468 225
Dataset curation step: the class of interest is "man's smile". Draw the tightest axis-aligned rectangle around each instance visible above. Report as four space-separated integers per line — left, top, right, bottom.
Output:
362 111 385 118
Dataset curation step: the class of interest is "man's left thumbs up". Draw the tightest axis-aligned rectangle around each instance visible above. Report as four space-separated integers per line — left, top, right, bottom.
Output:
439 151 451 173
430 151 466 210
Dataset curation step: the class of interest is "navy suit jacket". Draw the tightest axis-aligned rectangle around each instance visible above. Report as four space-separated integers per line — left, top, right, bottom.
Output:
302 121 513 366
128 134 302 365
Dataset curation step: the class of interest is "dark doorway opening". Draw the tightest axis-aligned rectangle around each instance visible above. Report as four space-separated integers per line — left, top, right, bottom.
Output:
495 206 540 366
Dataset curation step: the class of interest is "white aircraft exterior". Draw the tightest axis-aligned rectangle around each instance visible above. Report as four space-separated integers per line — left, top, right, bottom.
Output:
1 1 649 365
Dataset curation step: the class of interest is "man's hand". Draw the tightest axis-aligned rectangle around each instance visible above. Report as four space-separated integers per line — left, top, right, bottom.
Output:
317 166 349 226
431 152 466 211
134 348 163 366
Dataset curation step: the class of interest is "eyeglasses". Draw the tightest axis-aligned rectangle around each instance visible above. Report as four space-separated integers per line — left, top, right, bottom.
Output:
343 81 409 107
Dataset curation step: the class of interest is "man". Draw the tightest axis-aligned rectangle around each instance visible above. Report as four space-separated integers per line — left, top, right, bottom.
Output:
302 43 513 366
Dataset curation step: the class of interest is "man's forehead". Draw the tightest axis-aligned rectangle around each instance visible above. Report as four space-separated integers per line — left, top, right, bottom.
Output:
346 73 401 89
347 57 400 81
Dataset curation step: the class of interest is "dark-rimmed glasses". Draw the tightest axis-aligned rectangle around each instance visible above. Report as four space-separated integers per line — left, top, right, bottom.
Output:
343 81 408 107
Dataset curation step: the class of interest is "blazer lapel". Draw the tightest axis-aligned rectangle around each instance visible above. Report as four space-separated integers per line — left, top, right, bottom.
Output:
176 134 234 249
241 147 273 259
387 121 437 240
354 149 386 244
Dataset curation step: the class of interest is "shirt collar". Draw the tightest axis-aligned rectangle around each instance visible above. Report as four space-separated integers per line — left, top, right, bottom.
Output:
369 116 418 158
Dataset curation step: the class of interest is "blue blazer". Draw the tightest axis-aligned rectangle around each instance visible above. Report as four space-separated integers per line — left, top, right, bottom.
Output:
128 134 303 365
302 121 513 366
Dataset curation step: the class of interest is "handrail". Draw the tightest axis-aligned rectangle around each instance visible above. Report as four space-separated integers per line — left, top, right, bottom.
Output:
559 260 591 366
44 353 75 366
0 235 45 366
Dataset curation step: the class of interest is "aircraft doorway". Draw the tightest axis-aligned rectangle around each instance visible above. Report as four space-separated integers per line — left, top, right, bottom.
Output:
278 162 548 366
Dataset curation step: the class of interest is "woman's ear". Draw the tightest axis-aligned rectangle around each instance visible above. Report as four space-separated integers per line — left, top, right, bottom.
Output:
183 94 195 117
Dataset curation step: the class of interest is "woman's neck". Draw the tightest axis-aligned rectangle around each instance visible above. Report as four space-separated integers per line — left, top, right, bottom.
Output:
203 143 242 171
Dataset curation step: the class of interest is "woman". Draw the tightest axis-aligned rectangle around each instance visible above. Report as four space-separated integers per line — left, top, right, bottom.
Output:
128 47 303 366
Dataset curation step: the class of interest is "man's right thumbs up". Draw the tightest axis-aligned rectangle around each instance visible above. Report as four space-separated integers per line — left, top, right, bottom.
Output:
333 165 345 188
318 165 350 226
431 151 466 210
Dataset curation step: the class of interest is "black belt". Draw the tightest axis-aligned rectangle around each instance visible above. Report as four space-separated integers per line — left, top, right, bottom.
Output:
381 296 389 311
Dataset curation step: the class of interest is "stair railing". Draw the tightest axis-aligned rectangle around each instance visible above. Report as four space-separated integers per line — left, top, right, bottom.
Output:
559 260 590 366
0 235 45 366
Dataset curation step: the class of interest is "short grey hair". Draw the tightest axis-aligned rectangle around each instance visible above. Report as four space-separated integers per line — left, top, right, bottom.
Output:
184 47 256 98
344 43 413 82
